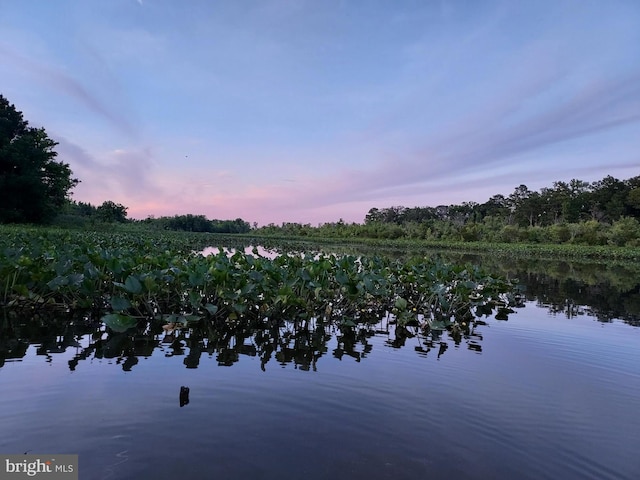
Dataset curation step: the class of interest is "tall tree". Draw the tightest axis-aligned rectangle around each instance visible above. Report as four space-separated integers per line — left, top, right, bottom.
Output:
477 194 509 221
590 176 628 222
508 185 536 226
96 201 128 223
365 208 381 224
562 179 591 223
0 95 78 223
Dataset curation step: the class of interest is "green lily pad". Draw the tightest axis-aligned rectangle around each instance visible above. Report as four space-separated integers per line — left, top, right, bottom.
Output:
101 313 137 333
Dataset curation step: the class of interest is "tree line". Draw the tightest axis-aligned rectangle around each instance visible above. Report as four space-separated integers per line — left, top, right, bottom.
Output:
256 175 640 247
364 176 640 227
137 214 251 233
59 202 251 233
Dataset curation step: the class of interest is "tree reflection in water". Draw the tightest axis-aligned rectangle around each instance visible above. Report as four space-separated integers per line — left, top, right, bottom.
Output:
2 256 638 371
0 309 508 372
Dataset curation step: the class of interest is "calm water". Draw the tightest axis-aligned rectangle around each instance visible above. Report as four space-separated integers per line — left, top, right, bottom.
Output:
1 254 639 480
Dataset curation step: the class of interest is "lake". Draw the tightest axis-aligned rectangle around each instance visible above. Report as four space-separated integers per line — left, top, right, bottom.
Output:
1 249 639 479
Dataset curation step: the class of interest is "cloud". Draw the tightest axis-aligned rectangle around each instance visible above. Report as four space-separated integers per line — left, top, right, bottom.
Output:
55 136 161 205
0 45 137 139
453 73 640 167
314 69 640 204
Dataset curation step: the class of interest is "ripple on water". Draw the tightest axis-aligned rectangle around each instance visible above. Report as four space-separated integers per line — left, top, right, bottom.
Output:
2 302 639 479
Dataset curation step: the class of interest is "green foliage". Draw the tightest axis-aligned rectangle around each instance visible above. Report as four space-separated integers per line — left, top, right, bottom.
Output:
499 225 525 243
0 94 78 223
626 188 640 213
96 201 128 223
608 217 640 247
548 224 571 243
570 220 606 245
0 227 517 335
254 175 640 248
459 223 481 242
139 214 251 233
50 200 128 228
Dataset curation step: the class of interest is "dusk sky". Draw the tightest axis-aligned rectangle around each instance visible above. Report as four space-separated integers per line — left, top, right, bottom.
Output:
1 0 639 225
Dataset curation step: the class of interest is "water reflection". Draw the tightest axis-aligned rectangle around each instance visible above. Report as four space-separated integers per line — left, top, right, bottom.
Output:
472 259 640 327
179 386 190 407
0 310 502 371
199 245 279 259
200 239 640 327
2 252 638 371
2 246 638 480
309 243 640 327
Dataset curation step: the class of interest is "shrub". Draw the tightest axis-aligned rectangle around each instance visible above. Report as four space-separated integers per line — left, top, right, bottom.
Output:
573 220 608 245
548 224 571 243
608 217 640 247
500 225 521 243
460 223 480 242
526 226 545 243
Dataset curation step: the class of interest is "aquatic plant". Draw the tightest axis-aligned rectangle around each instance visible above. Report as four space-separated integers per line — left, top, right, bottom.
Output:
0 227 518 336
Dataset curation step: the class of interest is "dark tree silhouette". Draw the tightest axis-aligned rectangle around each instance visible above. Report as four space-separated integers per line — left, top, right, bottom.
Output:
0 94 78 223
96 201 128 223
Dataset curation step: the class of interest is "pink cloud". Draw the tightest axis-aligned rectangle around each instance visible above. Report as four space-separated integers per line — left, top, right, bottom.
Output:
56 137 162 206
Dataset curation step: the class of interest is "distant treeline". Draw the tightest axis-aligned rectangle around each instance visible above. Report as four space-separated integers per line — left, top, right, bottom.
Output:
256 175 640 247
55 201 251 233
363 175 639 227
138 214 251 233
57 200 129 225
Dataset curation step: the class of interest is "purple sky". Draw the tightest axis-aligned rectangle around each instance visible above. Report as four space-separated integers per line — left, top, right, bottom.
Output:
1 0 639 225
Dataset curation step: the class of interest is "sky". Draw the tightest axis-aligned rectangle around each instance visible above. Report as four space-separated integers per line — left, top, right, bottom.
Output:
1 0 639 225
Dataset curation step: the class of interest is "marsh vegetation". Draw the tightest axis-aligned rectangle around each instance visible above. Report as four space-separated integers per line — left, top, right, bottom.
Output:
0 228 517 341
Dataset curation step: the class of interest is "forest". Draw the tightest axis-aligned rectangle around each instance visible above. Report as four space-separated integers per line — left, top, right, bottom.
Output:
256 175 640 247
57 203 251 234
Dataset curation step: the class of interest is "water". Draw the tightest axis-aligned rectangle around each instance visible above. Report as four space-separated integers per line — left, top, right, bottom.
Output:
200 245 279 258
1 255 639 480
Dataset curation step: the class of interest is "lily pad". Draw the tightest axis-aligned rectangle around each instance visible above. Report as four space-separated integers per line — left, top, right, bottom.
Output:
101 313 137 333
